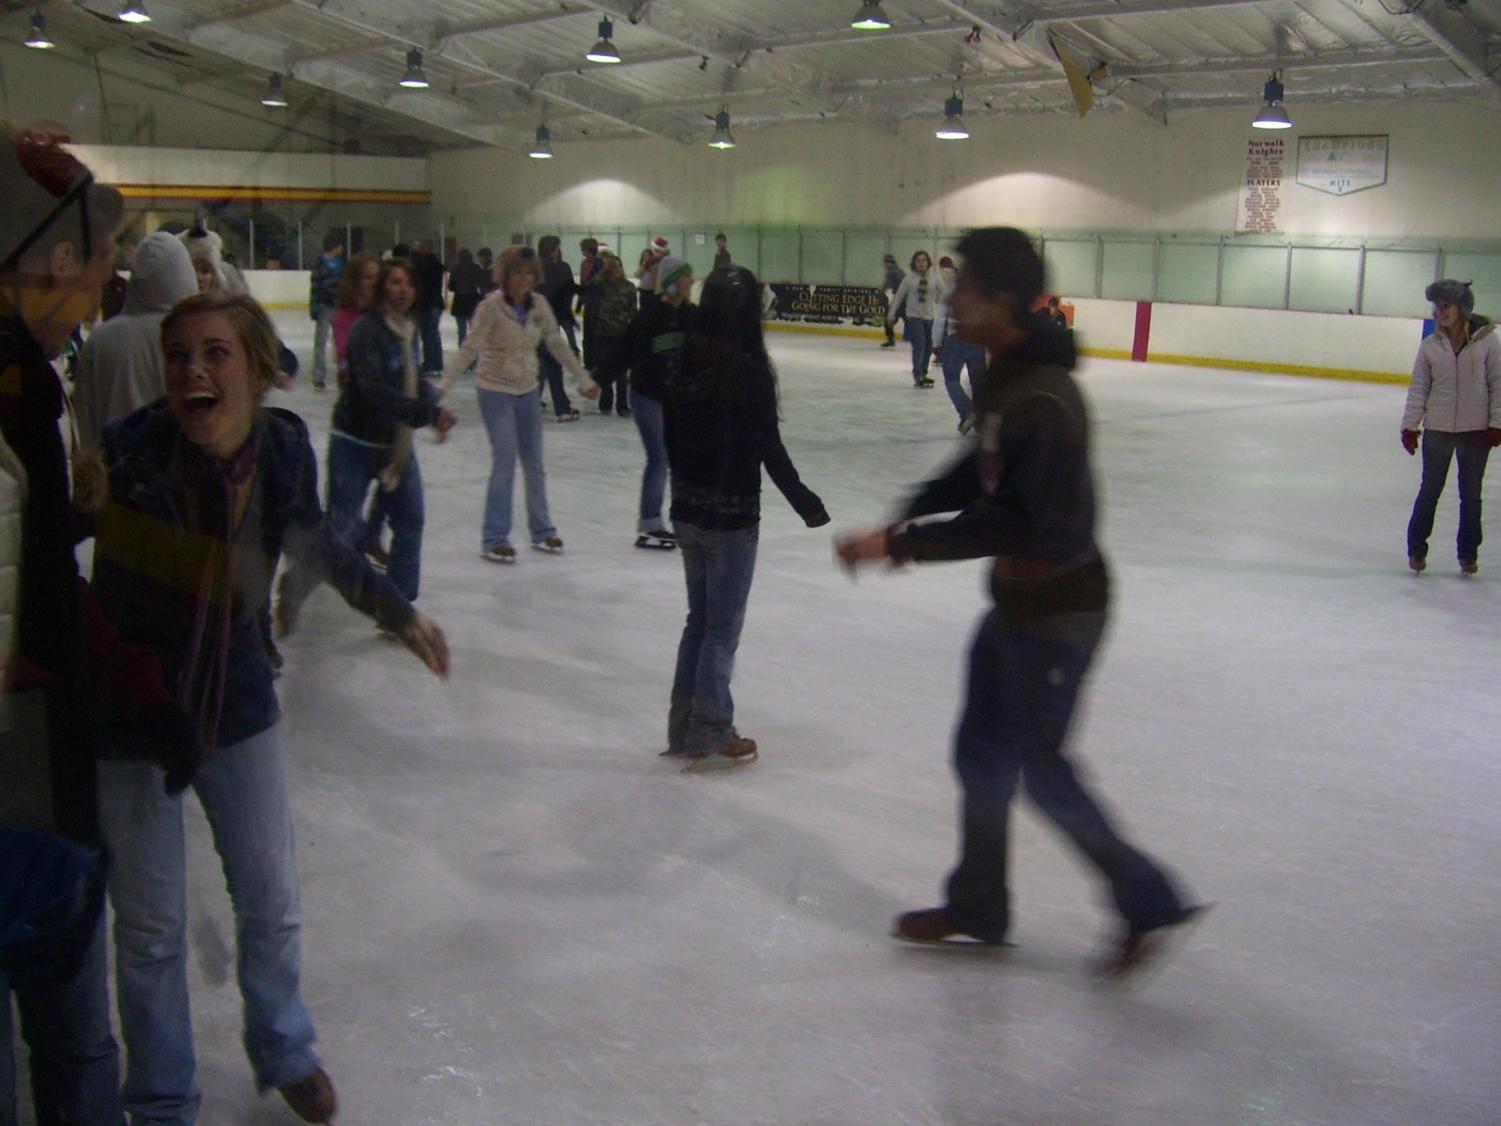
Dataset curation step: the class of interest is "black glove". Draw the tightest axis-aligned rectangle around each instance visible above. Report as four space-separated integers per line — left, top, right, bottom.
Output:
802 499 831 529
136 701 203 796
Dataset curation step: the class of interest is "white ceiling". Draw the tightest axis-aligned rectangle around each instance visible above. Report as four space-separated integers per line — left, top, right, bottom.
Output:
12 0 1501 153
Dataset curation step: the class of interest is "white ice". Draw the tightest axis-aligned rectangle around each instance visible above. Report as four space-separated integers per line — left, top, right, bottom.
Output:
76 316 1501 1123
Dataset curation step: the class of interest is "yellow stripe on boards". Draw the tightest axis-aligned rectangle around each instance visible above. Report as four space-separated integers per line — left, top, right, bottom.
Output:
1143 352 1408 385
114 185 430 204
765 322 886 340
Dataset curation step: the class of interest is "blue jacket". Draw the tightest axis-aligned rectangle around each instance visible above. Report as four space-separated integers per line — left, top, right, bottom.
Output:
94 403 415 755
309 254 344 316
333 310 442 446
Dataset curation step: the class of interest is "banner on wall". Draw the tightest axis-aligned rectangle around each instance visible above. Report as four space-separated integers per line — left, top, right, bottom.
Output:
1296 135 1388 196
1235 136 1286 234
762 283 889 325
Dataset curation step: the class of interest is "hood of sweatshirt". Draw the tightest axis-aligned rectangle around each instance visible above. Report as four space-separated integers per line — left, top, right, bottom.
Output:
122 232 198 317
1465 314 1495 343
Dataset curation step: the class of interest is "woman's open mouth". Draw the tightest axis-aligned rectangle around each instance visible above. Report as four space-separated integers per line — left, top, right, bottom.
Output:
182 390 220 416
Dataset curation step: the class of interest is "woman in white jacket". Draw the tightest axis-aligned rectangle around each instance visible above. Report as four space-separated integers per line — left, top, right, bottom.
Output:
886 250 943 388
440 246 598 563
1400 278 1501 575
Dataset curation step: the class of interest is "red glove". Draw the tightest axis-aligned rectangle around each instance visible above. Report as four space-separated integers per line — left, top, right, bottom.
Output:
1401 429 1419 455
1488 427 1501 449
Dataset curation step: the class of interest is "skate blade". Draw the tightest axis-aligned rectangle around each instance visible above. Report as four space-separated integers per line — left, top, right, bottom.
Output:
891 932 1017 949
680 749 758 774
1097 902 1214 983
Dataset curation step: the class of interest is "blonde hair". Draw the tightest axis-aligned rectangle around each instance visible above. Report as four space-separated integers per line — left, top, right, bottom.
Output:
160 291 280 396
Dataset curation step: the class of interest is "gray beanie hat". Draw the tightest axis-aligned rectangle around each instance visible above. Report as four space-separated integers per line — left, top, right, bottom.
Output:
1425 278 1474 316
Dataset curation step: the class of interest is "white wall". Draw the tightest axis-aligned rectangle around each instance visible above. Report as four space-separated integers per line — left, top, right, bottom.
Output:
1149 304 1419 378
68 145 427 193
430 100 1501 242
243 270 310 310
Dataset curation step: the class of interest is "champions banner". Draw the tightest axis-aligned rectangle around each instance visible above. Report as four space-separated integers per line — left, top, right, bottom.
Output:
763 283 889 327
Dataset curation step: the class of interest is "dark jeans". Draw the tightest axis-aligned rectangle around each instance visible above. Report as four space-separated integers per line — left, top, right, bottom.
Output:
630 390 668 533
0 918 121 1125
536 321 579 417
907 317 933 380
325 435 425 601
669 522 759 755
1407 429 1490 561
591 333 629 412
418 307 443 373
943 608 1186 942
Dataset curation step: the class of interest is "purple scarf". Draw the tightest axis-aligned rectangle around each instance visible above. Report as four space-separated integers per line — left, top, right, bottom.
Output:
174 428 260 757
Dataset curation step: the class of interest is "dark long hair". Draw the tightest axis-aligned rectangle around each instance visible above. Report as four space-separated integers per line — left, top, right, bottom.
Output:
692 265 778 408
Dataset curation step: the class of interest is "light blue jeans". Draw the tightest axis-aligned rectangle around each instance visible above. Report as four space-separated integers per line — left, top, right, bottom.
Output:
311 306 333 385
98 725 318 1124
907 317 934 381
940 337 985 419
630 389 668 534
669 522 759 755
478 386 555 548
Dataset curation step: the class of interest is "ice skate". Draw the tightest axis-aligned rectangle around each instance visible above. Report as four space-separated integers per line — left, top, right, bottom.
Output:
1097 903 1211 981
280 1067 337 1123
957 413 975 435
1459 557 1478 576
532 536 565 554
636 529 677 550
1408 555 1426 574
481 544 517 564
681 731 758 773
891 907 1013 948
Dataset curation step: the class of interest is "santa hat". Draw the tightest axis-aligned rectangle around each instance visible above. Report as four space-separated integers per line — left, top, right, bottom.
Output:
2 129 93 270
650 235 670 253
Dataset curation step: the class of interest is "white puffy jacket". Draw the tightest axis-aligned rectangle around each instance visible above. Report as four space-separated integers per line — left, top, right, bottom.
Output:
1401 317 1501 433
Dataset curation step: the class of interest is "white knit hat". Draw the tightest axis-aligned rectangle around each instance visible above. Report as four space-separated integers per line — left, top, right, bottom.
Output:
178 227 226 289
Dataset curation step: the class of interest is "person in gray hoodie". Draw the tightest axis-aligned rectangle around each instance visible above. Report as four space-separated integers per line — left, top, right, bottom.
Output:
73 231 198 449
1401 278 1501 575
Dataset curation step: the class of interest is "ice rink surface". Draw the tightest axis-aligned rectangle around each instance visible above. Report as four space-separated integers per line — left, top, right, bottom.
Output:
92 317 1501 1124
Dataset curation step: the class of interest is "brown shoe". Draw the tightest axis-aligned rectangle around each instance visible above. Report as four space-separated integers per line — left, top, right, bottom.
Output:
1098 904 1211 980
1459 557 1478 576
280 1067 337 1122
891 907 1011 946
681 730 758 773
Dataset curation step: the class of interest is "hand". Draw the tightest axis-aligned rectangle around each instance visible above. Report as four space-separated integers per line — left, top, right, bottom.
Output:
397 612 450 679
136 701 202 795
273 370 294 390
581 384 601 400
834 527 889 575
1401 429 1419 455
1488 427 1501 450
931 346 943 360
434 408 458 443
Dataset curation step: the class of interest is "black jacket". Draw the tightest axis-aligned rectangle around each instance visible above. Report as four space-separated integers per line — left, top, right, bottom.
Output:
414 253 446 312
625 300 694 403
664 342 827 532
333 311 442 446
890 325 1107 618
539 259 579 327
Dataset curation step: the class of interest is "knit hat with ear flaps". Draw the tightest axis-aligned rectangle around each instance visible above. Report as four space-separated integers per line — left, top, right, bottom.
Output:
1425 279 1474 317
179 227 227 289
655 255 691 294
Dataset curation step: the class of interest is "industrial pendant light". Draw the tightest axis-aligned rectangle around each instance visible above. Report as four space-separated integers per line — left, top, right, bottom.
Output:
708 109 736 150
529 124 555 159
399 48 430 89
261 73 289 107
1252 71 1292 130
850 2 892 30
25 11 55 49
935 94 968 140
586 18 621 63
117 1 152 23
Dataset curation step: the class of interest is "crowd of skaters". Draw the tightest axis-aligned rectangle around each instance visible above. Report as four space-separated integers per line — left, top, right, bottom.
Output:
4 123 1496 1126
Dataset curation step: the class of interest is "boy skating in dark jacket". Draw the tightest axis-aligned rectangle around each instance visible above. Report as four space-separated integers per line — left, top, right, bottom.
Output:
838 228 1201 976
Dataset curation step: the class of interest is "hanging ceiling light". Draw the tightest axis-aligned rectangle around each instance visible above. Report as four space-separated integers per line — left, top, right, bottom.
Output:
529 124 555 159
1252 70 1292 130
708 109 736 150
25 11 55 49
261 73 289 108
935 94 968 140
117 1 151 24
586 17 621 63
850 2 892 30
399 48 430 89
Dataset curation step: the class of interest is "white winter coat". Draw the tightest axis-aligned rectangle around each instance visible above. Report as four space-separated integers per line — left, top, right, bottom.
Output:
73 232 198 448
1401 317 1501 433
439 290 596 398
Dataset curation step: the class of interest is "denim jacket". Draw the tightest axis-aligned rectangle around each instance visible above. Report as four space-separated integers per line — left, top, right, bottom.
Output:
333 310 442 446
94 403 415 756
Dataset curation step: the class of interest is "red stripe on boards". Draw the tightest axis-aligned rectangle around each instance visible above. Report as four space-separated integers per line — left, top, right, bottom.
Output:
1132 301 1152 362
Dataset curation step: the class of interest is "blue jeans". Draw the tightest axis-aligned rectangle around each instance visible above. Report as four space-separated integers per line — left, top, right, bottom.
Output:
478 387 554 548
419 306 443 373
311 306 333 385
630 390 668 534
907 317 934 381
943 608 1186 942
98 725 318 1124
0 915 122 1125
940 337 984 418
325 434 424 601
669 522 759 755
1407 429 1490 561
